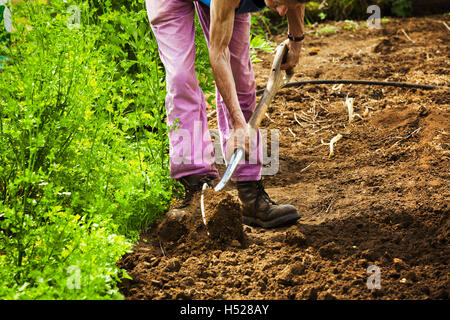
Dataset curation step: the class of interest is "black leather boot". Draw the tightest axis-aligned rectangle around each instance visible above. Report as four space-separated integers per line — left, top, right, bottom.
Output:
171 174 215 214
237 180 300 228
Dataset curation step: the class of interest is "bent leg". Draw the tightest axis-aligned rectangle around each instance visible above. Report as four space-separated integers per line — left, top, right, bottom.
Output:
146 0 218 180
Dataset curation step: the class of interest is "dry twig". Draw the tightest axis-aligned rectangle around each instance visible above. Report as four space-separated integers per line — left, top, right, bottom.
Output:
200 183 210 236
400 29 415 43
265 112 275 123
392 127 421 147
325 199 335 213
207 109 217 118
300 161 315 173
159 240 166 257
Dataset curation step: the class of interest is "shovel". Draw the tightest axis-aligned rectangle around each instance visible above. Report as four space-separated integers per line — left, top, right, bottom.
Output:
213 42 294 192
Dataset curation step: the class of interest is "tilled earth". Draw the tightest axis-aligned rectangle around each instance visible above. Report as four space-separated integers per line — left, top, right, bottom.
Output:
118 15 449 300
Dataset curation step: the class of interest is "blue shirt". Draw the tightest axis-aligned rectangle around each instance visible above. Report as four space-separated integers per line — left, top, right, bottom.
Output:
198 0 266 14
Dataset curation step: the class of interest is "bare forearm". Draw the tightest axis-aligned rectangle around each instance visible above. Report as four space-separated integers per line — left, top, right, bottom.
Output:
209 0 246 129
280 3 305 70
286 3 305 37
209 49 246 128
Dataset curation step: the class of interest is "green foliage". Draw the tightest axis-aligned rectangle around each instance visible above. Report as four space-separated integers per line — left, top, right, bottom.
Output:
388 0 413 18
0 2 11 47
251 10 272 36
305 1 328 22
303 0 413 22
250 34 275 63
343 19 360 30
0 0 178 299
194 15 216 108
316 25 337 35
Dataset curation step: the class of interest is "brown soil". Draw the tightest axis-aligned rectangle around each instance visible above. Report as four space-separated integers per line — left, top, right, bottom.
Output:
117 15 449 300
202 188 247 246
155 188 246 247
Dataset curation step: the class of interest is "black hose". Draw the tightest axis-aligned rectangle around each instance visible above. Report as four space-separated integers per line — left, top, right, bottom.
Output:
256 79 450 96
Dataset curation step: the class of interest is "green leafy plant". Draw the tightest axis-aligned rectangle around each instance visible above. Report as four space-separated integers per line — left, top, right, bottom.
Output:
0 0 177 299
305 1 328 22
388 0 412 18
317 24 337 35
250 34 275 63
344 19 359 30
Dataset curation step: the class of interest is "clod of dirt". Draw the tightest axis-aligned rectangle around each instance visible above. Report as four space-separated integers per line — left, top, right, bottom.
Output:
318 290 337 300
157 210 189 243
373 36 406 54
276 262 306 286
284 227 307 246
163 257 181 273
393 257 408 271
202 188 247 246
318 241 341 259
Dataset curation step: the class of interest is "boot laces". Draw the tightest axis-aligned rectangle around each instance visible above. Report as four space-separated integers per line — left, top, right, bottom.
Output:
256 180 277 206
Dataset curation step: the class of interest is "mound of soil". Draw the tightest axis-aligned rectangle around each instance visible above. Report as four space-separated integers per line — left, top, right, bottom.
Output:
155 188 246 249
118 15 449 300
202 188 246 246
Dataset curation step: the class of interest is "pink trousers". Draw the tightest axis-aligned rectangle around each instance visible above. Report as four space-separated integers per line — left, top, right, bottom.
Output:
146 0 262 181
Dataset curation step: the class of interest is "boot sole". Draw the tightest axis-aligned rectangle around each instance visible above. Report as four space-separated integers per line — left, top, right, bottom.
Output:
243 212 301 228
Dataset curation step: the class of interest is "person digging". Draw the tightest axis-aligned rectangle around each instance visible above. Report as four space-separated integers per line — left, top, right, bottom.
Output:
146 0 307 229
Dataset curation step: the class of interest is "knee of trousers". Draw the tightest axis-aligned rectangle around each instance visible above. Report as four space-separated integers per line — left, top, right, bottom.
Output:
166 68 200 96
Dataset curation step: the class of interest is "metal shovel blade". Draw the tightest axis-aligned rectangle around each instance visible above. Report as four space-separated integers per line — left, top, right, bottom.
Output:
214 148 244 192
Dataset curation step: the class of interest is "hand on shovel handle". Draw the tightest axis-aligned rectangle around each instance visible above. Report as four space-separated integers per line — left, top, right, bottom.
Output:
215 42 294 192
281 39 301 73
226 125 252 163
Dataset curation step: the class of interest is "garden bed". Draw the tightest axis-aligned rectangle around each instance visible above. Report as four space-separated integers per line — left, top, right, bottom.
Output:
118 15 449 300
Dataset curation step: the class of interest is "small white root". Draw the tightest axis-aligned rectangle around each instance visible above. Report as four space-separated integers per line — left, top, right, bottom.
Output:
159 240 166 257
345 96 362 123
288 128 296 137
332 83 344 92
200 182 210 236
322 134 343 157
311 125 331 135
363 106 370 117
294 112 308 127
